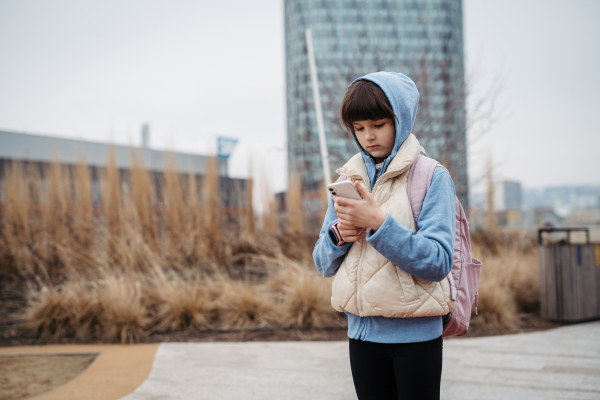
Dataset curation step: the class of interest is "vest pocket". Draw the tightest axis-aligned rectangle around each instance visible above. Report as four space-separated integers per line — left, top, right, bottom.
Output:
395 267 419 303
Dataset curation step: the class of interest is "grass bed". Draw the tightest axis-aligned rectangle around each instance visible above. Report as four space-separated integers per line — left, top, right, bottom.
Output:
0 157 545 343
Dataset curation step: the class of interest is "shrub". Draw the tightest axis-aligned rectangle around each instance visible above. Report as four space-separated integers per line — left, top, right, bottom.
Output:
99 277 148 344
270 266 340 328
217 281 276 329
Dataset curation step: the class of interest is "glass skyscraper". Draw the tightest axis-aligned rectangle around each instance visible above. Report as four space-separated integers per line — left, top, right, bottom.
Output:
284 0 468 208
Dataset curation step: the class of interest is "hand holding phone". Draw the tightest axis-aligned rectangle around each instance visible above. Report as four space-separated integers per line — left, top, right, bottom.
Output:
330 180 387 232
327 181 366 242
327 181 362 200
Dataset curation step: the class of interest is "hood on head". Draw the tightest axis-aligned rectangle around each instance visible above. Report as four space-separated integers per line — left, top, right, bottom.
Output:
348 71 420 187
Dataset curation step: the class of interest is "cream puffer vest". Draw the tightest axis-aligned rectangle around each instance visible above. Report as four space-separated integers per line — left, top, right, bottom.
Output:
331 134 456 318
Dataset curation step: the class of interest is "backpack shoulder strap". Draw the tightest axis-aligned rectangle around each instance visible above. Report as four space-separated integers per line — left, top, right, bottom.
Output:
407 153 439 230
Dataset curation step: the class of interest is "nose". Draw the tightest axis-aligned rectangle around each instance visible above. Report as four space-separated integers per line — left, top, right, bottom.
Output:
364 128 376 140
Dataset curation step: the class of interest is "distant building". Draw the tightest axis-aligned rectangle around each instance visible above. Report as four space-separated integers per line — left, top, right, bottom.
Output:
0 129 228 176
284 0 468 208
494 180 522 211
523 185 600 211
0 129 247 209
469 206 563 231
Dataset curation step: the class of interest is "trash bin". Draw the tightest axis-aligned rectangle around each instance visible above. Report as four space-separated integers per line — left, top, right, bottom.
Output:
539 227 600 322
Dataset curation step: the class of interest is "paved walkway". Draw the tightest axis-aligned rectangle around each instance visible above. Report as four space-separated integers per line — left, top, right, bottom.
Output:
120 321 600 400
0 343 158 400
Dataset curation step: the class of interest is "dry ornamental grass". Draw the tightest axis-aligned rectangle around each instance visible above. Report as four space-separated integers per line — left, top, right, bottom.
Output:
470 231 540 331
0 154 542 343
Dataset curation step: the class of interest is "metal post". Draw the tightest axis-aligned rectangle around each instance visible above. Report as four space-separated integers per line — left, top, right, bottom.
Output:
141 123 150 149
305 28 332 187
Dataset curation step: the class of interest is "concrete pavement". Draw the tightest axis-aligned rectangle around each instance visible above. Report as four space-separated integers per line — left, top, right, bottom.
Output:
119 321 600 400
442 321 600 399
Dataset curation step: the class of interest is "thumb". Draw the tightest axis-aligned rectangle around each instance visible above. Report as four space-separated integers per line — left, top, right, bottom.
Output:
355 181 369 197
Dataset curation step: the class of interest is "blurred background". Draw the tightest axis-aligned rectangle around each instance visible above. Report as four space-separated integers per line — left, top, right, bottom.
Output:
1 0 599 361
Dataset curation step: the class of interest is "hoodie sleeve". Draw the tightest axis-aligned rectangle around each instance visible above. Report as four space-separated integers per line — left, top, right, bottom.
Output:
366 167 456 282
312 196 352 278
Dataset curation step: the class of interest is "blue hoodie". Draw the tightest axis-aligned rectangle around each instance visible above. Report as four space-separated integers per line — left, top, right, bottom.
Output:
312 72 456 344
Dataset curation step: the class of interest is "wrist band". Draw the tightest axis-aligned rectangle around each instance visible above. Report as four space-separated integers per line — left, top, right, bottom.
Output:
329 222 345 246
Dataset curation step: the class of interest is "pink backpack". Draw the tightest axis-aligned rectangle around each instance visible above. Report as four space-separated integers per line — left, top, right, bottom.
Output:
407 148 483 337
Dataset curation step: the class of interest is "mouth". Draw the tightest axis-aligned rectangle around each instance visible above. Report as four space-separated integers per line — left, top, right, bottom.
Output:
367 145 380 150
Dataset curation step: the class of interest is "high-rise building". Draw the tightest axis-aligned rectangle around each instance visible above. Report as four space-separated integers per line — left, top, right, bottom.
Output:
284 0 468 208
494 180 523 212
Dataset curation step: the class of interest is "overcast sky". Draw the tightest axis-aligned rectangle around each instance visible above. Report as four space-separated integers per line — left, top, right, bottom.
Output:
0 0 598 194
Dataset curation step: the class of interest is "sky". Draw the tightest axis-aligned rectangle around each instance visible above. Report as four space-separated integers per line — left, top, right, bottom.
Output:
463 0 600 191
0 0 598 195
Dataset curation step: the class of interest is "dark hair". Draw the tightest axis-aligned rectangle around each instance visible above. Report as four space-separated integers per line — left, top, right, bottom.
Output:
340 80 395 132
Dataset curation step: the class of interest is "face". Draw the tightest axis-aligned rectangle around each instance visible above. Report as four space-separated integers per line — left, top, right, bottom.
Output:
352 118 395 163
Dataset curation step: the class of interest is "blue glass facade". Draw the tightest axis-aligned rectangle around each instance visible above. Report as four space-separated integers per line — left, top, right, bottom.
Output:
284 0 468 207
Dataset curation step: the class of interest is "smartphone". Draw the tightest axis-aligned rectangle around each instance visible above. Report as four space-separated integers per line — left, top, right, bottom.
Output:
327 181 362 200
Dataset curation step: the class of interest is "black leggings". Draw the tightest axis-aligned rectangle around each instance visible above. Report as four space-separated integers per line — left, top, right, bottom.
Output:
349 336 443 400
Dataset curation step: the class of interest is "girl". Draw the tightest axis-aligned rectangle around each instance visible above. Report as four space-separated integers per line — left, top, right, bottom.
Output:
313 71 456 400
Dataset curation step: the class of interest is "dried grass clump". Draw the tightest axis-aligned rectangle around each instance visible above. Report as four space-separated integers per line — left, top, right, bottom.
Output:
217 282 276 329
98 276 148 344
471 256 518 330
470 230 540 330
203 156 223 262
27 281 102 341
27 275 149 344
508 252 540 313
150 278 215 331
270 266 340 328
27 285 72 339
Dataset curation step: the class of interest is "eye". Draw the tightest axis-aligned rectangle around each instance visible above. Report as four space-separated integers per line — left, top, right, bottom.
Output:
354 127 363 131
374 124 384 128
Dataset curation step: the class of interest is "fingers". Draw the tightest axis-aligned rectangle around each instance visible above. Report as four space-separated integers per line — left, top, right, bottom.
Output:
333 199 351 216
333 196 356 207
354 181 374 202
337 215 359 230
337 220 363 231
354 181 368 197
338 230 367 242
333 199 356 216
338 226 365 236
338 225 366 241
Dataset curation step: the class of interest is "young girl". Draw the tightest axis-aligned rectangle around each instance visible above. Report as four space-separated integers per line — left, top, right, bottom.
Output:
313 71 456 400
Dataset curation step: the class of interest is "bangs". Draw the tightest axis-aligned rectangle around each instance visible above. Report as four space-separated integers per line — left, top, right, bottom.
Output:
340 80 395 131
